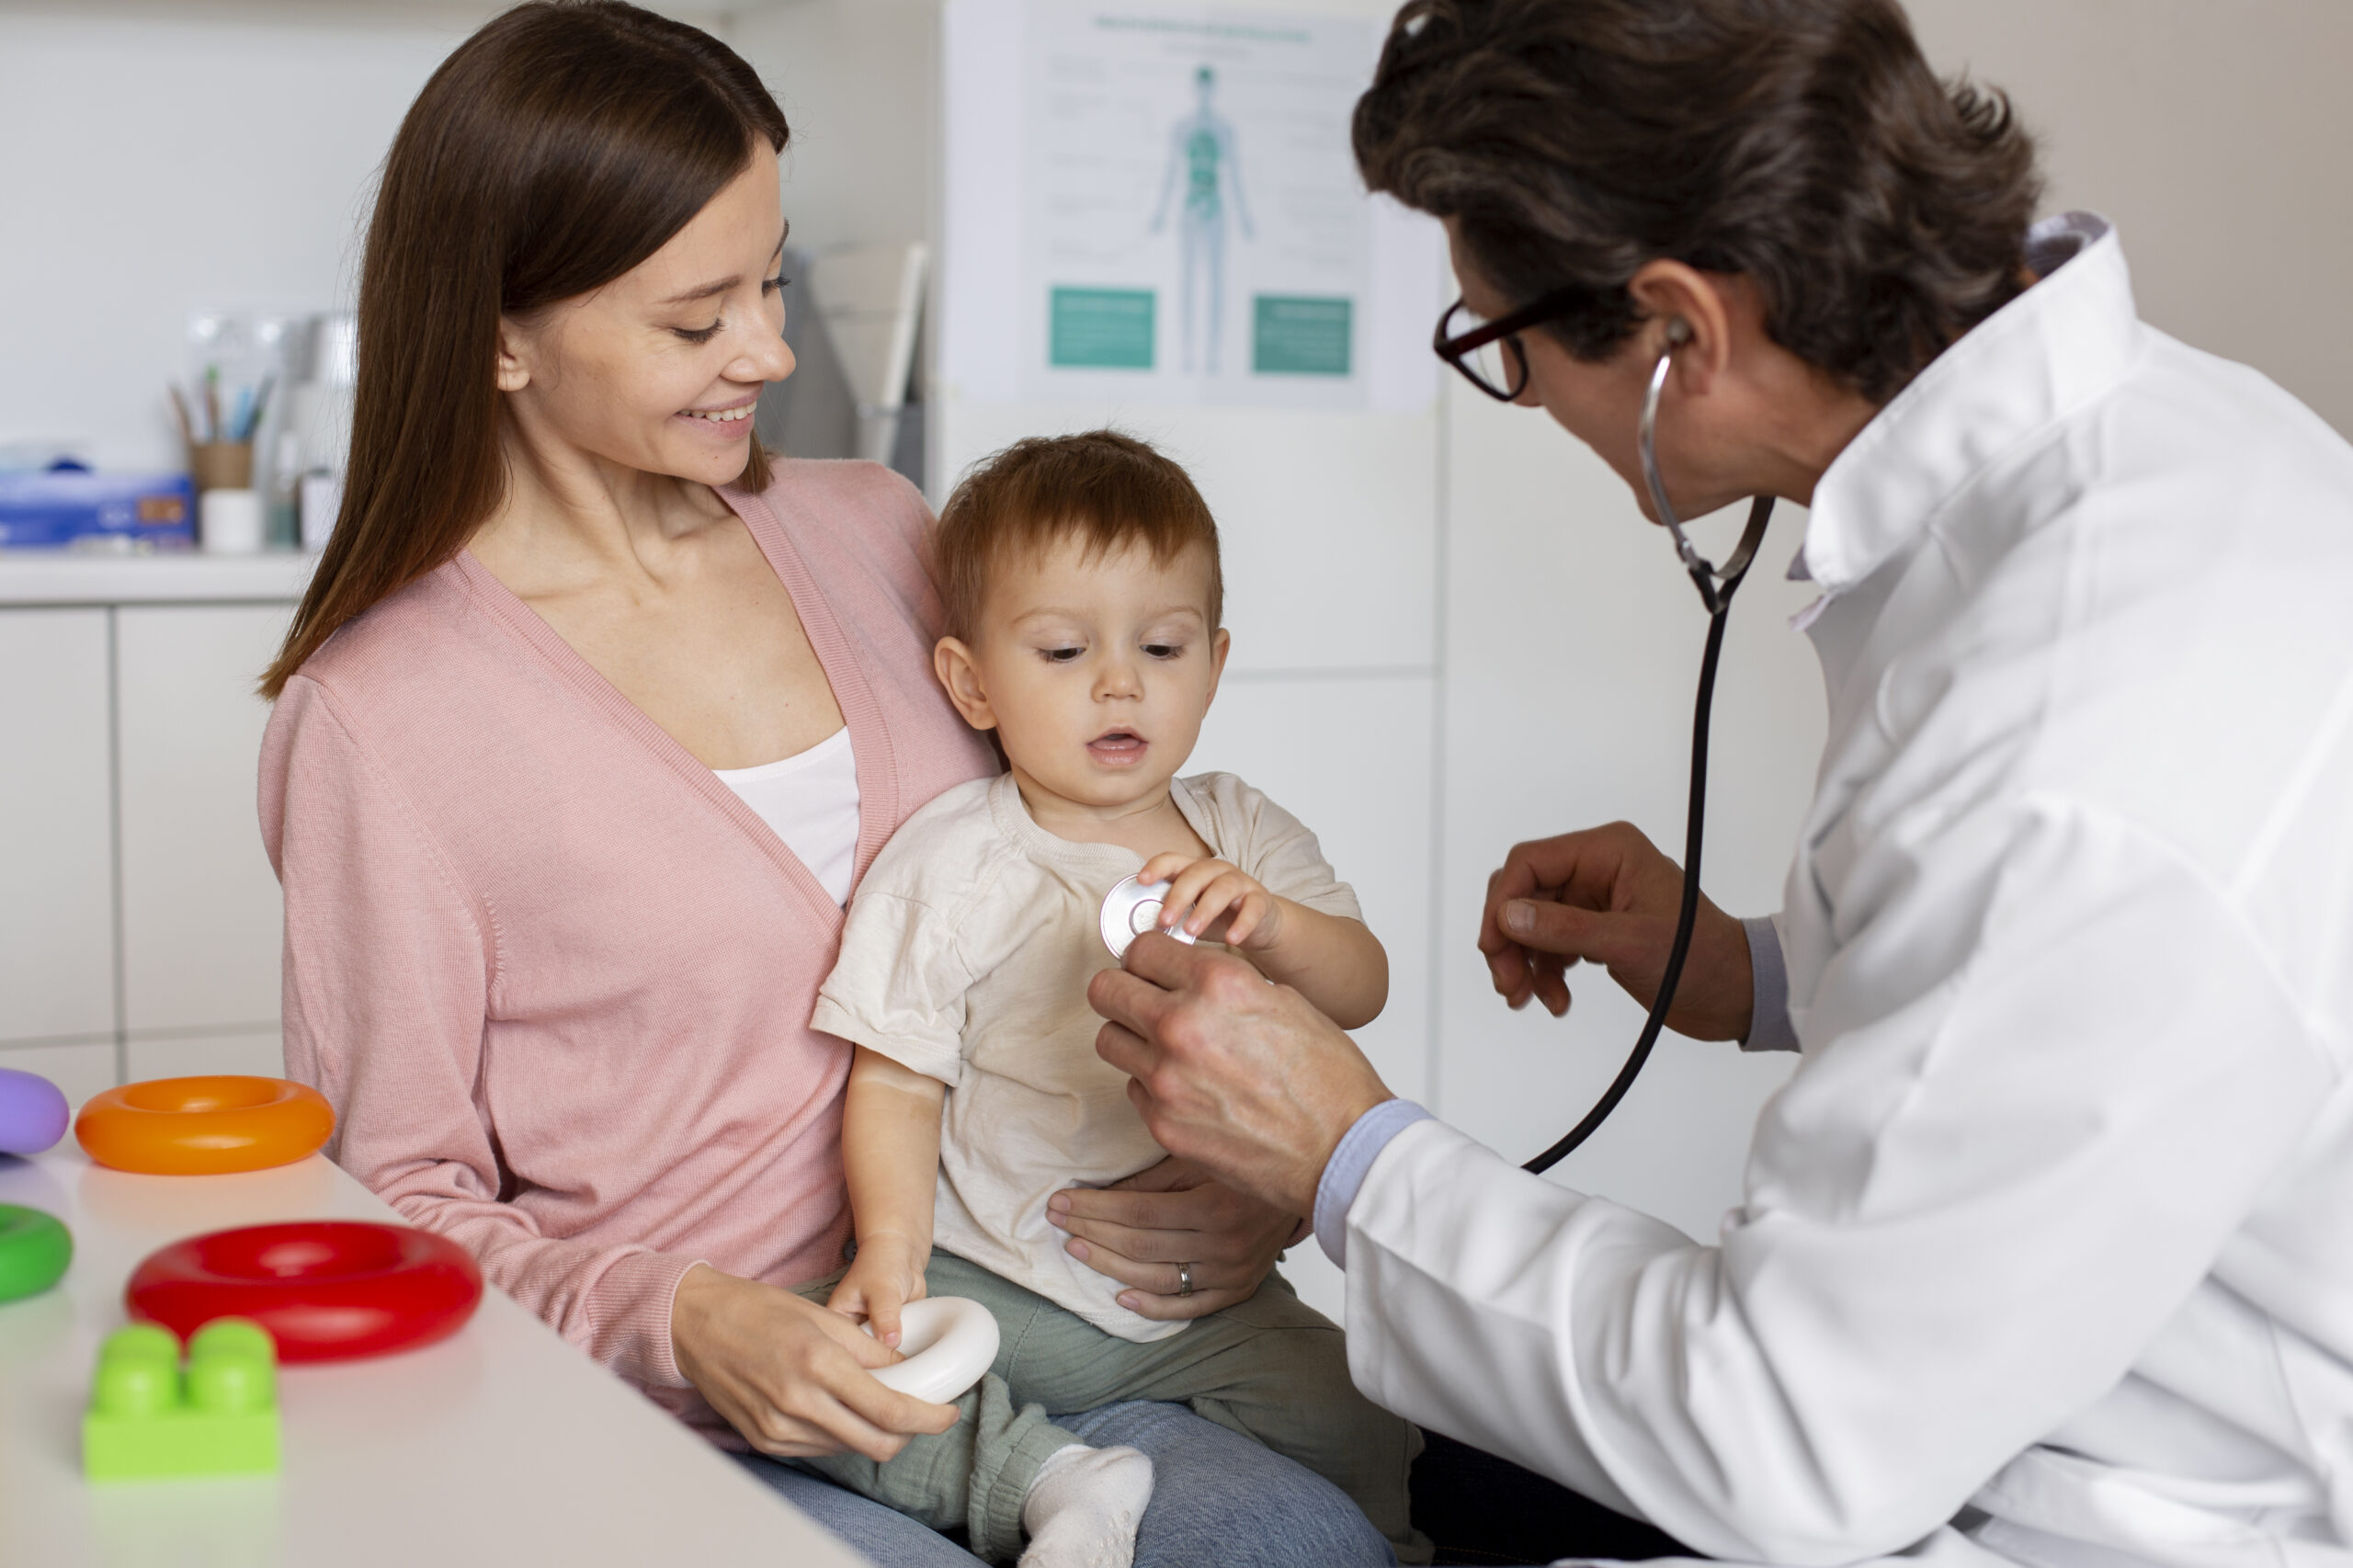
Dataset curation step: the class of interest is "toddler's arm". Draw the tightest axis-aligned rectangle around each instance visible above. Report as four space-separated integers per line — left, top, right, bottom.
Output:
1139 853 1389 1029
831 1046 946 1348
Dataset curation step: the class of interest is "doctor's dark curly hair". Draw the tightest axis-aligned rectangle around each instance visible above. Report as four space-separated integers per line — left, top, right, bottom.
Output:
1353 0 2043 403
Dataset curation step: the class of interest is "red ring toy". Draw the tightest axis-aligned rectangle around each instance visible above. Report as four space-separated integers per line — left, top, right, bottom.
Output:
75 1075 334 1175
127 1221 482 1362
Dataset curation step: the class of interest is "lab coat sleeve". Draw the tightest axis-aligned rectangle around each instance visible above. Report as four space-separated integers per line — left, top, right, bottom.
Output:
260 676 699 1389
1341 798 2334 1563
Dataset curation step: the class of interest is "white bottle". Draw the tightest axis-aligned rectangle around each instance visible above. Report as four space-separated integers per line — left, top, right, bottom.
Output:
201 488 265 554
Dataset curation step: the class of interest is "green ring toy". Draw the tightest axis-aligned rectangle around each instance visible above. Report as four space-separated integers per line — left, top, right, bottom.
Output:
0 1204 72 1301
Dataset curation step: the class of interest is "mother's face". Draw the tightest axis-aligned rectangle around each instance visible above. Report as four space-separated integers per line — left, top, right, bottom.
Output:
494 152 795 487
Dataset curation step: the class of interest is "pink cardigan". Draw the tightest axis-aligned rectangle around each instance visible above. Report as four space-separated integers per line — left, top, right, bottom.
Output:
258 460 996 1426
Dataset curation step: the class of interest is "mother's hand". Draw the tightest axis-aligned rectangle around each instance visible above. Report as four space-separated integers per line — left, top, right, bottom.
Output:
1479 820 1754 1040
670 1264 960 1460
1087 935 1392 1220
1048 1154 1309 1321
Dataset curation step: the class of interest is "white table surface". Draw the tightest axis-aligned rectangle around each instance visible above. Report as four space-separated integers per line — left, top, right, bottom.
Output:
0 551 316 607
0 1143 869 1568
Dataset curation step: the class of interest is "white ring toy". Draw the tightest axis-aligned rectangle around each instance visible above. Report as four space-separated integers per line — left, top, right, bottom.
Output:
863 1297 1000 1404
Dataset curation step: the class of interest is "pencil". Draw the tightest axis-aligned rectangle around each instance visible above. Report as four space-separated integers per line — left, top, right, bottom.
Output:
244 375 277 442
168 384 196 449
203 365 221 444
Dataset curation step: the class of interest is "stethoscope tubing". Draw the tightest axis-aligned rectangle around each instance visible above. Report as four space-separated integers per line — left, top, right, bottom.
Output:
1523 345 1774 1175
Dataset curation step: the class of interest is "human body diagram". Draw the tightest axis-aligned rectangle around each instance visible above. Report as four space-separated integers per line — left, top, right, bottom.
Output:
1150 67 1254 374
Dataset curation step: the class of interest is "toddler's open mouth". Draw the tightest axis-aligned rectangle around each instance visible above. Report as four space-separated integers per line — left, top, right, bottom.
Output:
1087 728 1147 767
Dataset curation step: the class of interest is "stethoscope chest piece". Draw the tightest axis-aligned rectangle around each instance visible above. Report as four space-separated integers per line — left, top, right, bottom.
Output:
1100 875 1200 960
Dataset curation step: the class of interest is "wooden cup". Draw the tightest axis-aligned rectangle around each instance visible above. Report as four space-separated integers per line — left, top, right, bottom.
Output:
189 442 254 494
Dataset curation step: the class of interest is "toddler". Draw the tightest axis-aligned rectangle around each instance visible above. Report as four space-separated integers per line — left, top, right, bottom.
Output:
797 432 1425 1567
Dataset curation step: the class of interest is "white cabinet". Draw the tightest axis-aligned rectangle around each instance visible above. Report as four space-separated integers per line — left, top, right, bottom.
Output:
126 1028 284 1083
117 605 293 1036
0 567 307 1107
0 1040 117 1116
0 608 116 1046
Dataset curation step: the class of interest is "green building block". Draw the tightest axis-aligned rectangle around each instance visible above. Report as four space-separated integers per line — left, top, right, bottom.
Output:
84 1318 280 1481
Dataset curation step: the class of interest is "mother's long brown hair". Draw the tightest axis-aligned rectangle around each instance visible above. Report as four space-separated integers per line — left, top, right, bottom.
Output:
261 0 789 698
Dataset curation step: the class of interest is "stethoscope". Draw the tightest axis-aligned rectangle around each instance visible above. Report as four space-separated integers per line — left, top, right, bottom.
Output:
1098 329 1774 1176
1522 331 1773 1174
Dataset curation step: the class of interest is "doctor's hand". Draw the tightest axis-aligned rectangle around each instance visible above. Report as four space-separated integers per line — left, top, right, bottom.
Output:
1089 933 1392 1220
671 1264 959 1462
1047 1153 1306 1321
1479 820 1754 1040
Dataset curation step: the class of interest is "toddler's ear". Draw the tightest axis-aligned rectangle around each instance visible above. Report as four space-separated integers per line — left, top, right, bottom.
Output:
1203 627 1233 708
934 637 997 732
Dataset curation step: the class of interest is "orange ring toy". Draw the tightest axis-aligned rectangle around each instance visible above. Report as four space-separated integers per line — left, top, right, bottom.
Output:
76 1076 335 1176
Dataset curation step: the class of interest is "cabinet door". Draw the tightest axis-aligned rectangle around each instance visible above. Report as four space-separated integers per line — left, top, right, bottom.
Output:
117 605 294 1037
0 1040 118 1115
126 1029 284 1083
0 608 116 1045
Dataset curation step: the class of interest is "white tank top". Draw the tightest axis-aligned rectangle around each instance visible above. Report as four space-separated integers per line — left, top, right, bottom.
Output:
711 727 860 905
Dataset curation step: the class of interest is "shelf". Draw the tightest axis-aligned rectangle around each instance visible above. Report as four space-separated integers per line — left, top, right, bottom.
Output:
0 551 317 608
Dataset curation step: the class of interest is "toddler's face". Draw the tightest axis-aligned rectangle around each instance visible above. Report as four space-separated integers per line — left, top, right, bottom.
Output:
938 534 1228 811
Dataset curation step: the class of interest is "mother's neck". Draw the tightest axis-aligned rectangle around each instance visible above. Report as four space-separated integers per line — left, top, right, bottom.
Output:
468 426 731 597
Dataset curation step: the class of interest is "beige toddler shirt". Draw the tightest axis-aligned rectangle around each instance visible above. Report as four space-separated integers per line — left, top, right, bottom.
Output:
811 769 1364 1341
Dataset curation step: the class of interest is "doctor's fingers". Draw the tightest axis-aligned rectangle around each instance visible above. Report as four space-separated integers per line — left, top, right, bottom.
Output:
1498 947 1575 1018
1498 898 1666 977
1093 939 1272 1061
1479 824 1679 947
1086 930 1213 1033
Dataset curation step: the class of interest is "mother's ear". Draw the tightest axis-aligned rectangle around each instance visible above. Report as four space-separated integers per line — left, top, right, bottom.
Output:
934 637 997 732
494 317 534 394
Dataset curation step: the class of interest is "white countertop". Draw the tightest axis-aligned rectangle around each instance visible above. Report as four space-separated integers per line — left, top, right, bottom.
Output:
0 1143 868 1568
0 551 318 607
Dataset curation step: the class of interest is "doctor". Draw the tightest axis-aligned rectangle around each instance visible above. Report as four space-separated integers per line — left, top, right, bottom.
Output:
1082 1 2353 1565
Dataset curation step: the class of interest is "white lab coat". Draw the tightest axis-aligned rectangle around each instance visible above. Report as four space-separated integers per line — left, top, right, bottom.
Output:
1342 215 2353 1568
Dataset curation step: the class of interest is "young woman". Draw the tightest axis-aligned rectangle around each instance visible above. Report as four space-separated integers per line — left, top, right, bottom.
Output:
257 6 1385 1563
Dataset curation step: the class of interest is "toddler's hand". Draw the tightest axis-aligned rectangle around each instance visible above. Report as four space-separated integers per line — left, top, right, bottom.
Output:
1136 855 1285 952
826 1233 929 1349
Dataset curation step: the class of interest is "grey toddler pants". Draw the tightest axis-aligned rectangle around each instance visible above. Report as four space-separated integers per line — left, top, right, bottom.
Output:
792 1247 1427 1564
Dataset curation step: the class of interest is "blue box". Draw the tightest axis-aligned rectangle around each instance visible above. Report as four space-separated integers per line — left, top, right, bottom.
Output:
0 469 197 551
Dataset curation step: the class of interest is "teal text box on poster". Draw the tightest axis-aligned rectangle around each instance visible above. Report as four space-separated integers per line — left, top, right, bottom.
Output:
1050 288 1156 369
1252 296 1353 376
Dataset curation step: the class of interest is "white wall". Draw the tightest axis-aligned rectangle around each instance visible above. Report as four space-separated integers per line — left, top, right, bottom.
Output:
732 0 938 258
0 0 748 472
0 6 471 470
1908 0 2353 439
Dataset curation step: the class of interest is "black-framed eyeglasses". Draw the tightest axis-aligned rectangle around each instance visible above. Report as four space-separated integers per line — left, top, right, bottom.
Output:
1432 287 1589 402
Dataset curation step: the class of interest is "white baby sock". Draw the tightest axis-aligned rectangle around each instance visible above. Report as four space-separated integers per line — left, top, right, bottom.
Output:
1017 1442 1155 1568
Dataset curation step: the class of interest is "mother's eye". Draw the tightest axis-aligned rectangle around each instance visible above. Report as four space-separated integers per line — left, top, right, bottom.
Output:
674 320 723 345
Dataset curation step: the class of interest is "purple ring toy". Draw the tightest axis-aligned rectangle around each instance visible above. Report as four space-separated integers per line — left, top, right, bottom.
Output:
0 1067 71 1156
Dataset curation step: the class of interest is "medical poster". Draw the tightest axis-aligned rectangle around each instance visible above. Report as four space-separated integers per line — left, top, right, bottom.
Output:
941 0 1440 412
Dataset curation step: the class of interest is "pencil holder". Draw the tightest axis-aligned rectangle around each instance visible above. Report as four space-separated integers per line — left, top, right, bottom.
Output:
188 442 253 494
